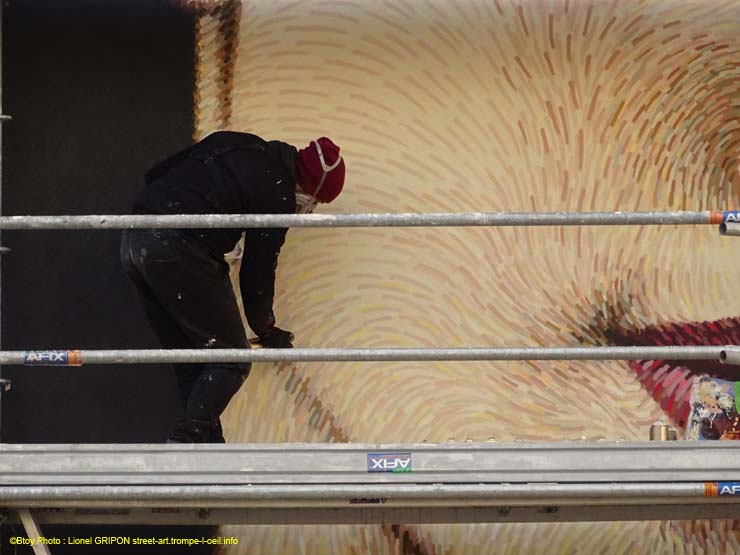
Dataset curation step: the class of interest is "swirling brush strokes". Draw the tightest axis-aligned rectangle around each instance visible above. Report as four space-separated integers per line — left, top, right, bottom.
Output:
191 0 740 553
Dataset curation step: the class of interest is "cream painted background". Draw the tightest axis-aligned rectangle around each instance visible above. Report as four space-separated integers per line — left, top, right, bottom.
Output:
191 0 740 553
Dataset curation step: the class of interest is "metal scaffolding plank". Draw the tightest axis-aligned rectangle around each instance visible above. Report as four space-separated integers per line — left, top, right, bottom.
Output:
1 443 739 524
1 442 739 485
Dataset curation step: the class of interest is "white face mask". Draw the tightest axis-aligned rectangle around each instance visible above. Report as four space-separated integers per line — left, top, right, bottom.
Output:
295 140 343 214
295 191 318 214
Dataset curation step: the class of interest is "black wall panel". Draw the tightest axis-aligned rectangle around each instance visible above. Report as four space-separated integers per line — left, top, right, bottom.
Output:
1 2 216 552
3 0 194 443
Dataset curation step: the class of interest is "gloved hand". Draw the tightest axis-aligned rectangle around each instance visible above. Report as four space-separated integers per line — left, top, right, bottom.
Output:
258 327 294 348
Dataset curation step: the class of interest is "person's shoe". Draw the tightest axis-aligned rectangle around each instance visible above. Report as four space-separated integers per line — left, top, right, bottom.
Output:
166 417 215 443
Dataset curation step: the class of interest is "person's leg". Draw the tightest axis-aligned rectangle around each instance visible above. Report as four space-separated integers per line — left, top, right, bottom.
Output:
121 230 204 411
211 419 225 443
128 280 204 411
123 229 250 442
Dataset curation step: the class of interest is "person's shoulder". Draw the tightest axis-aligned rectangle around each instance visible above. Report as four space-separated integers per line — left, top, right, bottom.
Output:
265 140 298 174
265 139 297 153
199 130 267 147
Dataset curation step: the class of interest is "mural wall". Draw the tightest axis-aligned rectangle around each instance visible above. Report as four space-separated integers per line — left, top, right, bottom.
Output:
191 0 740 553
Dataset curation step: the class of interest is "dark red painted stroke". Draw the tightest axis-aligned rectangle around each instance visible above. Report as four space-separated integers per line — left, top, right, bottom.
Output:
608 317 740 428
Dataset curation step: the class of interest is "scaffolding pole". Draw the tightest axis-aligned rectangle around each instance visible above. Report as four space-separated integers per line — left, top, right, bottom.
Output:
7 345 737 366
0 0 3 444
0 483 731 508
0 210 737 229
0 0 7 443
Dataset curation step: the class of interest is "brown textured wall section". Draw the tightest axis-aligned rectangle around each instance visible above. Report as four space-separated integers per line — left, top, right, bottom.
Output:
193 1 740 553
190 0 242 131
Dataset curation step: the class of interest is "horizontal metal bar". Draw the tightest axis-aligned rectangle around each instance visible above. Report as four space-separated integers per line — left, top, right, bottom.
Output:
0 483 733 509
0 210 734 230
719 222 740 236
11 346 735 366
2 442 740 485
16 504 740 525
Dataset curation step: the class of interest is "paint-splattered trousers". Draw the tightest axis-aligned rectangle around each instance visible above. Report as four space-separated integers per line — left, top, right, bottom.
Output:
120 229 251 441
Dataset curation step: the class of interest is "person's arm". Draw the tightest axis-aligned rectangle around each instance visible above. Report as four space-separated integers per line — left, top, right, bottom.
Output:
240 225 287 338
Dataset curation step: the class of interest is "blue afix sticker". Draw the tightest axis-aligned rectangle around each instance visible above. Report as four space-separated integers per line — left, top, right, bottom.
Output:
723 211 740 223
717 482 740 496
24 351 81 366
367 452 412 473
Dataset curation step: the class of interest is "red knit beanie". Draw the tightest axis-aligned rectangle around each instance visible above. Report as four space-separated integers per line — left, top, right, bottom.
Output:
296 137 345 203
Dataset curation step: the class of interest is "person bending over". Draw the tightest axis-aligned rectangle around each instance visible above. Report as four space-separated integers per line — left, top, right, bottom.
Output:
121 131 345 442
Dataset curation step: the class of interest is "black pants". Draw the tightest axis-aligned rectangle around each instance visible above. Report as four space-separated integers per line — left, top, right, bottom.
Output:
120 229 251 436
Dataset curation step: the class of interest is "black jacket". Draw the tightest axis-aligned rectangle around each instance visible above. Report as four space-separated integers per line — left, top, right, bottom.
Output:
133 131 297 336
